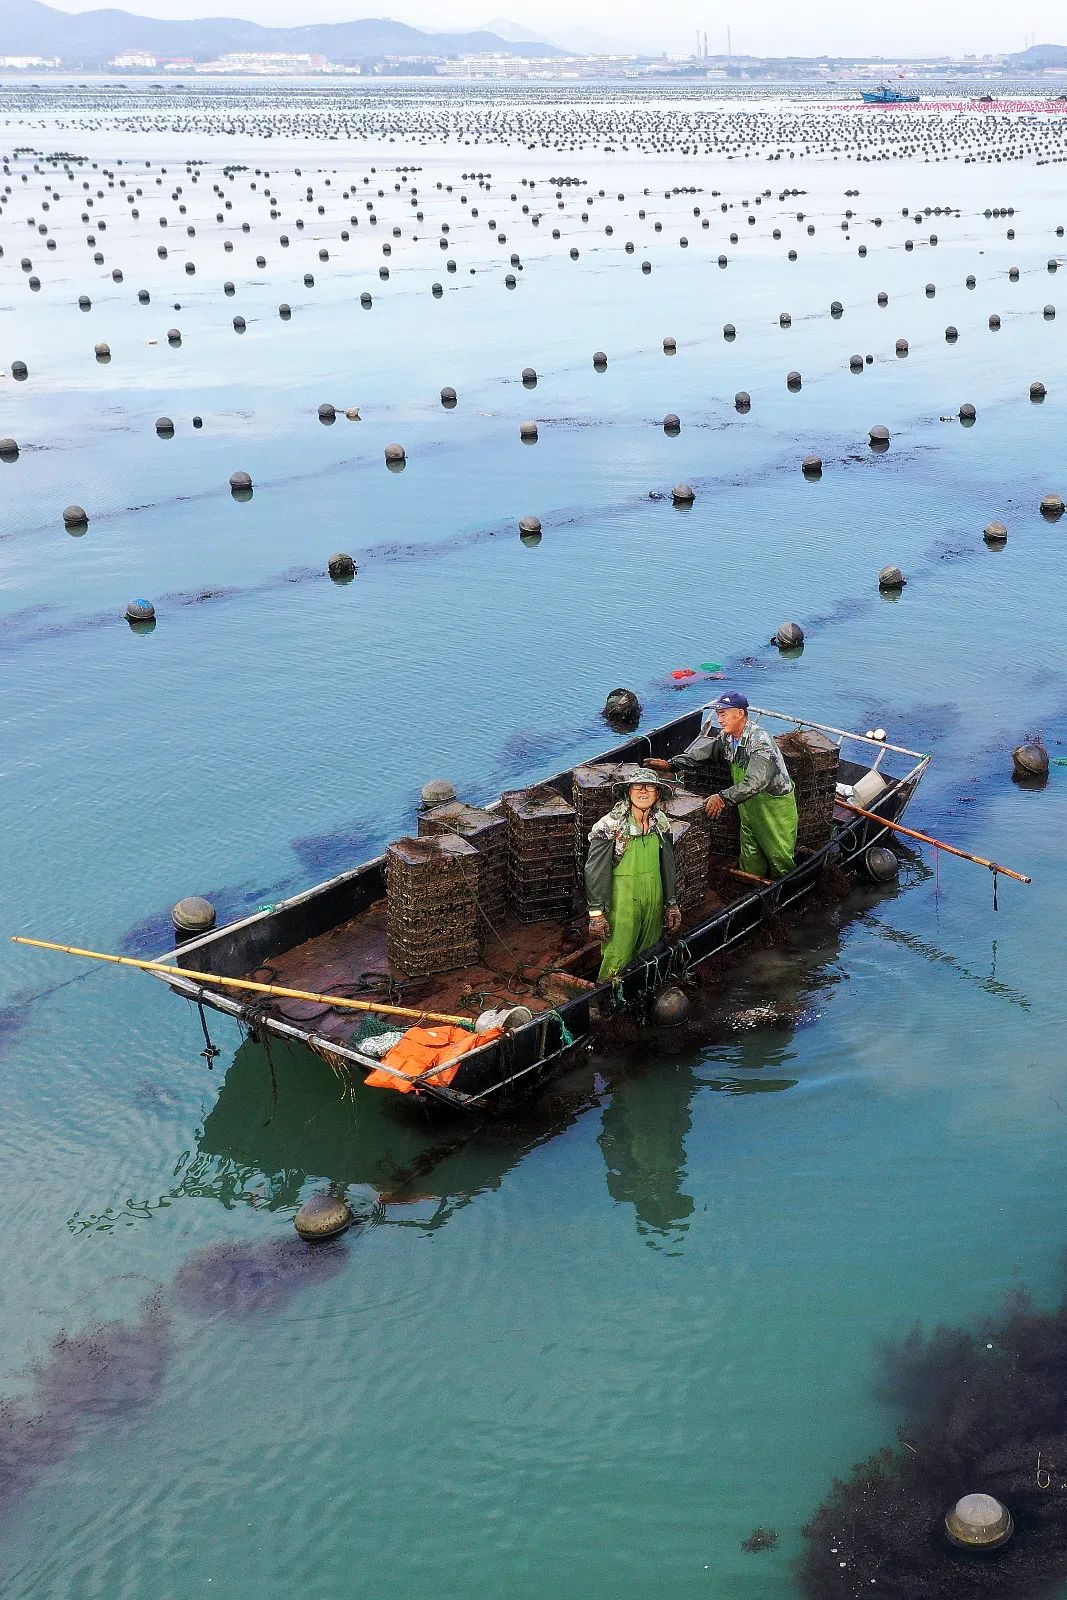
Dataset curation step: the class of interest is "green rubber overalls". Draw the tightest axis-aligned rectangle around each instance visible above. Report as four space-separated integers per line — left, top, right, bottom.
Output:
598 833 665 981
731 758 798 879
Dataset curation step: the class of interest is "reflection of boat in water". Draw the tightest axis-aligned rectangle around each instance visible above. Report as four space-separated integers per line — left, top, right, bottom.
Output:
194 1034 598 1222
159 706 929 1115
861 84 920 104
134 898 871 1242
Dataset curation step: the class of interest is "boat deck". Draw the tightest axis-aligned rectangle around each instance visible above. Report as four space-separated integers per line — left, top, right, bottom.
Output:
250 879 734 1047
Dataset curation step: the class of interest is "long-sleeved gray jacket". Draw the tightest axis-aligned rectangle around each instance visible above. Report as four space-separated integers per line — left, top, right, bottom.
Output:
669 721 793 807
585 800 678 916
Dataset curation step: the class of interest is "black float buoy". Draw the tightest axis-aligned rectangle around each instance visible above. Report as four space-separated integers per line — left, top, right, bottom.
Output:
653 986 691 1028
983 520 1008 545
294 1190 353 1242
385 442 406 465
775 621 804 650
802 455 822 477
603 687 642 727
518 514 542 537
229 470 252 492
171 896 216 937
864 845 899 883
878 565 905 590
62 504 88 529
421 779 457 808
1012 743 1049 781
328 552 356 581
944 1495 1013 1552
125 597 155 623
671 482 695 504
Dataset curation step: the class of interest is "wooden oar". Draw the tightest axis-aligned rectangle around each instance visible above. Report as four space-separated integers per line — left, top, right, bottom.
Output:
838 802 1032 884
10 937 475 1025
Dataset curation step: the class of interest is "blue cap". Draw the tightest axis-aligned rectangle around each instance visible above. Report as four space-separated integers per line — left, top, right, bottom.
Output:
710 691 749 711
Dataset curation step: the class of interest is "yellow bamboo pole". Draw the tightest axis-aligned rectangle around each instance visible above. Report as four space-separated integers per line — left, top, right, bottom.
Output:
10 936 473 1026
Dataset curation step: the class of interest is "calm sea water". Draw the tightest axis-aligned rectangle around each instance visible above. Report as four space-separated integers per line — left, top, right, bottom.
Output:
1 83 1065 1599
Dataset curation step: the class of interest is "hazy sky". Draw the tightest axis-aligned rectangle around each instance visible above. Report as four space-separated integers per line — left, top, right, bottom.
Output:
48 0 1058 58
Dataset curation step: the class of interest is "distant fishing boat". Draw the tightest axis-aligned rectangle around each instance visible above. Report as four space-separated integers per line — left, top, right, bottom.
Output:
861 84 920 104
152 707 931 1113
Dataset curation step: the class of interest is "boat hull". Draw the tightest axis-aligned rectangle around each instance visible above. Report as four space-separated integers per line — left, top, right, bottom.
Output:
159 707 927 1113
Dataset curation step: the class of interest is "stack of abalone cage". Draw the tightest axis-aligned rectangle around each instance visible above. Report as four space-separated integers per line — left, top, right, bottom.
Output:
774 728 840 851
418 800 508 929
385 834 481 977
502 784 577 922
664 791 711 909
673 735 741 860
571 762 642 896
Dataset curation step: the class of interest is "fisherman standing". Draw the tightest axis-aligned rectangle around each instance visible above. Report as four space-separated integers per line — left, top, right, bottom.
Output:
648 692 798 879
586 770 682 981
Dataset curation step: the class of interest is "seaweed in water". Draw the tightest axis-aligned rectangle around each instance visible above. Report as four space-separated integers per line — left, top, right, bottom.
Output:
742 1527 779 1552
171 1235 347 1318
32 1291 171 1419
0 1293 170 1518
800 1284 1067 1598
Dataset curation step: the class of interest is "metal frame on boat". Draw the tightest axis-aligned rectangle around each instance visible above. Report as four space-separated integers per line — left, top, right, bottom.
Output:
157 705 930 1112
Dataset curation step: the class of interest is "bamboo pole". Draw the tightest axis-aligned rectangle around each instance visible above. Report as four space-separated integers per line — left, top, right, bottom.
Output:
726 867 774 888
10 937 475 1026
838 802 1032 884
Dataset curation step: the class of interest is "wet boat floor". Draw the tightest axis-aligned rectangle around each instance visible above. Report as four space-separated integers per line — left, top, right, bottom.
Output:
250 879 734 1045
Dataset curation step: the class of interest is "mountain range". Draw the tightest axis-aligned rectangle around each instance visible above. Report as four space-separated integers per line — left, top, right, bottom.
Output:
480 15 631 54
1006 42 1067 66
1 0 562 63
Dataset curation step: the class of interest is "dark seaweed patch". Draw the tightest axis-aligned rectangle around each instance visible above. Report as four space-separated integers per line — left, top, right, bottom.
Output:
800 1285 1067 1598
743 1527 779 1552
171 1235 346 1318
0 1294 170 1519
32 1293 171 1420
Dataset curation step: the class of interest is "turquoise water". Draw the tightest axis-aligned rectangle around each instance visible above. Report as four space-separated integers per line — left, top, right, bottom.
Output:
1 86 1066 1598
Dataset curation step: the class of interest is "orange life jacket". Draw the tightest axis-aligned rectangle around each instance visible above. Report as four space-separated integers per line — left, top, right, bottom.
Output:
363 1024 502 1094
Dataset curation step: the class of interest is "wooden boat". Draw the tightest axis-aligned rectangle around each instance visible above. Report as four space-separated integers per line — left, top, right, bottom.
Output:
158 706 930 1113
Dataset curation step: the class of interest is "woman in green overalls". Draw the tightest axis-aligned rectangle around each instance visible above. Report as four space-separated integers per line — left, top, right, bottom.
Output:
585 770 682 981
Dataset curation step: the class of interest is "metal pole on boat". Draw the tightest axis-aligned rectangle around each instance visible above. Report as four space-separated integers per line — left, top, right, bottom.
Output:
9 937 477 1026
838 802 1032 884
